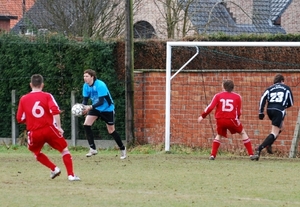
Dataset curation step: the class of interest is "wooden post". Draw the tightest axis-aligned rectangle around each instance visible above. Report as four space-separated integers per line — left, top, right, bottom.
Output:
71 91 77 147
289 109 300 158
11 90 18 145
125 0 135 146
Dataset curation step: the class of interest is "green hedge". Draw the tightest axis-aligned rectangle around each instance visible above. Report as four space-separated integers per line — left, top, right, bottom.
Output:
0 34 125 140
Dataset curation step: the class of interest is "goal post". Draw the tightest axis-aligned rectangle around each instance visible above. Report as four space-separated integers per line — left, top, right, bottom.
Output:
165 41 300 152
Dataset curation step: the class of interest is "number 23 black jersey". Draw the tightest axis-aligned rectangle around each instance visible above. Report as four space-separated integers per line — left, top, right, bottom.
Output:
259 83 294 113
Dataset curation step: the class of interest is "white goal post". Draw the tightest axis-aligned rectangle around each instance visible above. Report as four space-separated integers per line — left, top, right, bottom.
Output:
165 41 300 152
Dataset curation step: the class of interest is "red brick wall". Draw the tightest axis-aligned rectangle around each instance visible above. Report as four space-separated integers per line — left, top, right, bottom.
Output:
134 71 300 154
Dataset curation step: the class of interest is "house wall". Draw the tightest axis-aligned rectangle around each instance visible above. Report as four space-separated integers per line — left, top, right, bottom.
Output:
228 0 300 34
2 0 35 29
134 0 166 38
134 0 195 39
282 0 300 34
134 71 300 155
226 0 253 25
0 20 10 31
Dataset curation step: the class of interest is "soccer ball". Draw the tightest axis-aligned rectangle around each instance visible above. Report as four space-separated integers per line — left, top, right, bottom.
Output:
71 103 84 116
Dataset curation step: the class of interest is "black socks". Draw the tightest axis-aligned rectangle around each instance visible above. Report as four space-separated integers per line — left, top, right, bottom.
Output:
110 131 125 150
84 125 96 150
258 134 275 151
84 126 124 150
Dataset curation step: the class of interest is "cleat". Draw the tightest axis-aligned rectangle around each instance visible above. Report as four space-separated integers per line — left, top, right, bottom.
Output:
50 167 61 179
86 148 98 157
209 156 215 160
68 175 81 181
266 145 273 154
120 147 127 159
250 155 259 161
250 151 260 161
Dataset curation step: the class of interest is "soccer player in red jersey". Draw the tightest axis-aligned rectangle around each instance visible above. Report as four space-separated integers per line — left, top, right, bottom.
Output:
16 74 80 181
198 79 255 160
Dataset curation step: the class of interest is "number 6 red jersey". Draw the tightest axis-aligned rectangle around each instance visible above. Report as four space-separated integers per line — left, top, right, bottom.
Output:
201 91 241 120
16 91 61 131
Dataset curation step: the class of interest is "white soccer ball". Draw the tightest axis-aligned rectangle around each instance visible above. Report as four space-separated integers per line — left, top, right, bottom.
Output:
71 103 84 116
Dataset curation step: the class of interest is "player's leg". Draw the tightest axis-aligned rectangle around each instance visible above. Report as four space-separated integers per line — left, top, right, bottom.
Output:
266 129 282 154
257 110 283 155
229 120 255 159
102 111 126 159
239 129 254 157
47 126 80 181
210 135 222 160
106 124 126 159
83 114 98 157
210 119 226 160
28 128 60 178
266 119 284 154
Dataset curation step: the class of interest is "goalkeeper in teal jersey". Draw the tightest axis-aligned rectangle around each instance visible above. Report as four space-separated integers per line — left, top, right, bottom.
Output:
81 69 126 159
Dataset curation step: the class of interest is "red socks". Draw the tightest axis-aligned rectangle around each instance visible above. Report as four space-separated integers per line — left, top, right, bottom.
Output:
35 150 75 176
211 139 221 158
35 152 56 171
211 138 254 157
62 151 74 176
243 138 254 155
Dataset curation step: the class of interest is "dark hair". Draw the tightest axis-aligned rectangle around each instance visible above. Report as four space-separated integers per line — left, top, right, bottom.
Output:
31 74 44 87
223 79 234 92
84 69 97 81
273 73 284 84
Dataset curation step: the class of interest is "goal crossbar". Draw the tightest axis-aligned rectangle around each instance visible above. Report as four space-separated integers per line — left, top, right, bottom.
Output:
165 41 300 151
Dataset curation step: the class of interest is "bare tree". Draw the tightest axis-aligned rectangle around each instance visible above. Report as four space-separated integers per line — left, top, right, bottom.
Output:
26 0 140 38
153 0 196 39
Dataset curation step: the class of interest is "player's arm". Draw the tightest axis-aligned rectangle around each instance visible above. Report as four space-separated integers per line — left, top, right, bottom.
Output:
16 98 26 124
48 94 64 133
53 114 64 135
53 114 62 128
237 96 242 119
285 89 294 108
82 84 91 106
82 97 89 105
258 90 268 120
199 94 218 120
259 90 268 113
86 97 104 110
51 107 64 134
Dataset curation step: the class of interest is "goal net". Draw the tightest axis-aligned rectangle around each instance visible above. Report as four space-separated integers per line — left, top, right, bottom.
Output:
165 41 300 157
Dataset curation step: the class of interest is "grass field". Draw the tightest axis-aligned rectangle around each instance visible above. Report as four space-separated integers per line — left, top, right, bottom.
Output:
1 145 300 207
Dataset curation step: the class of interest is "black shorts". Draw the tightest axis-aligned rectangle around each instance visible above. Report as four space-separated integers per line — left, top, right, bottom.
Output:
88 109 115 125
267 109 285 128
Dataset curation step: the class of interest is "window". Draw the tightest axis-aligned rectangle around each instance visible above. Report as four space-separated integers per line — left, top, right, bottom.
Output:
133 21 156 39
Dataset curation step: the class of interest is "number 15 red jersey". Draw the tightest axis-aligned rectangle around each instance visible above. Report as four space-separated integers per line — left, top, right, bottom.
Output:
201 91 241 120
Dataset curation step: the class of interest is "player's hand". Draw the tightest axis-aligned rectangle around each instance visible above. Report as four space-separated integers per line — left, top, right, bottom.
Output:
57 127 64 135
198 116 203 123
258 113 265 120
83 105 92 114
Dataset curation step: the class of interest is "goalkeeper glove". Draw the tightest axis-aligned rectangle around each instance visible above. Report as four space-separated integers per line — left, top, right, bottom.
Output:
258 114 265 120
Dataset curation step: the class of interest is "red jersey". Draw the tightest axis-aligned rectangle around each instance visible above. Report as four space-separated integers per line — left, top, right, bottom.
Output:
201 91 241 119
16 91 61 131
